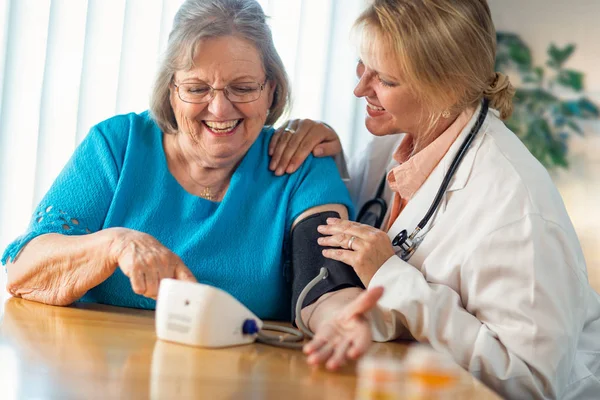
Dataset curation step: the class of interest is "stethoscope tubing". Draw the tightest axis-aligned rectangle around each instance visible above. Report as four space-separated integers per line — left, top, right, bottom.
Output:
393 99 490 259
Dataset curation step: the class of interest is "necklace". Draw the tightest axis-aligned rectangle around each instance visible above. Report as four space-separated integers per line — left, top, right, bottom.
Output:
167 137 227 201
199 186 213 201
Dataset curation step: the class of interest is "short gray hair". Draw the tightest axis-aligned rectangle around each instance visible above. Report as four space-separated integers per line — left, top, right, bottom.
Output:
150 0 290 133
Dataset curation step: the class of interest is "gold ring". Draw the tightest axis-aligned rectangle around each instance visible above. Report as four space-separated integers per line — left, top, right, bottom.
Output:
348 236 356 251
284 127 296 134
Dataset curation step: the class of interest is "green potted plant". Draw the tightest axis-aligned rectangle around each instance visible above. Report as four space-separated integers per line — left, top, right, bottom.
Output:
495 32 599 169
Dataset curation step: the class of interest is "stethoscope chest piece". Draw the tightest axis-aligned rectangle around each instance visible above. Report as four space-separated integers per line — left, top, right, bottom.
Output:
389 99 490 263
392 229 419 261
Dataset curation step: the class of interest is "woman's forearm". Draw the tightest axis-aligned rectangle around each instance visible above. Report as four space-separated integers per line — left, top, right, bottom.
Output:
6 230 119 306
300 287 363 332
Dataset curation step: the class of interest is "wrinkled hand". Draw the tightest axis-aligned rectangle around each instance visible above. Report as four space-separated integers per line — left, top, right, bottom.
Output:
304 287 384 370
317 218 396 287
269 119 342 175
108 228 197 299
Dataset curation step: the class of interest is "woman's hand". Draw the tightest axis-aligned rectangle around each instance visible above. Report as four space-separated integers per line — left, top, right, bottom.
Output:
304 287 384 370
317 218 395 287
108 228 197 299
269 119 342 175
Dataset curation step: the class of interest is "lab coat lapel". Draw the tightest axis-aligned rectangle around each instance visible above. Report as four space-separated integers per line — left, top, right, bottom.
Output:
386 157 445 241
386 103 488 242
444 106 494 194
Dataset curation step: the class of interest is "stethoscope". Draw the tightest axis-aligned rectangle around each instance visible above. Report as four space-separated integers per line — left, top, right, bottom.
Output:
355 172 389 229
357 99 490 261
262 100 489 349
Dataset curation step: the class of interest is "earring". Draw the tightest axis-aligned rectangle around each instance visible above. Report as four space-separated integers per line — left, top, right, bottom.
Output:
441 109 451 119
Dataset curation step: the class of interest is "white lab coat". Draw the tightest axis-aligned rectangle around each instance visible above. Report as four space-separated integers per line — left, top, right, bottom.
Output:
346 104 600 399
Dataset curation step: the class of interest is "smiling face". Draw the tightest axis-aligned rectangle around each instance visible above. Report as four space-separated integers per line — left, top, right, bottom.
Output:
170 35 274 168
353 51 425 138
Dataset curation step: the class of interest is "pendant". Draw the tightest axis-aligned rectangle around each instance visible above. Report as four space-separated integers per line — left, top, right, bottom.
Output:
199 187 212 200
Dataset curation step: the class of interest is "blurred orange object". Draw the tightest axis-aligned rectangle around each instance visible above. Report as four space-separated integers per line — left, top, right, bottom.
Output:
355 345 462 400
356 355 403 400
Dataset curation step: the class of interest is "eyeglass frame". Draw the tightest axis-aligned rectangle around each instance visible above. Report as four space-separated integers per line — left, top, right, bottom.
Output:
172 78 269 104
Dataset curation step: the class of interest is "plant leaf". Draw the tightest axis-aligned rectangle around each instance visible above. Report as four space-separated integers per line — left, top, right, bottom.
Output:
505 119 522 137
577 97 600 118
495 53 510 71
517 88 559 107
548 139 569 168
509 42 532 69
534 67 544 82
547 43 576 69
557 70 584 92
560 98 600 118
560 100 583 117
566 120 584 135
522 117 572 169
495 35 598 170
496 32 532 71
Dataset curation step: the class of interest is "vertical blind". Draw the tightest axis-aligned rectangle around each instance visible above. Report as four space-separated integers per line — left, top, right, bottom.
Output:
0 0 372 277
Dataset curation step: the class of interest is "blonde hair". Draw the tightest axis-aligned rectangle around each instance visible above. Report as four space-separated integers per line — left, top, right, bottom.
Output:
150 0 290 134
355 0 515 130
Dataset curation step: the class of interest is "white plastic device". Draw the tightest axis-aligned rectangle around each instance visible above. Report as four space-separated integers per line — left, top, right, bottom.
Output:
155 278 263 348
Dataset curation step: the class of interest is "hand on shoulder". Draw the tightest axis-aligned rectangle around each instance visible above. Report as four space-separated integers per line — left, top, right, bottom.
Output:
269 119 342 175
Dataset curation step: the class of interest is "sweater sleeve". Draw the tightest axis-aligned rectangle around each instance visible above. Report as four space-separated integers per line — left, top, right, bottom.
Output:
368 214 586 399
286 154 355 231
2 124 125 264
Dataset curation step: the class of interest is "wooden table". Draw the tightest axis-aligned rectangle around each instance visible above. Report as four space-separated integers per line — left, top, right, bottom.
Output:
0 298 501 399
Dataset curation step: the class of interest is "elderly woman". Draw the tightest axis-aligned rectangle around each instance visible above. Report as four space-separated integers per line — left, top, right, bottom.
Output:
1 0 372 344
270 0 600 398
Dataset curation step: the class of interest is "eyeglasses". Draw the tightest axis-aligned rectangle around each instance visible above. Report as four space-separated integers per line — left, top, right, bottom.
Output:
173 80 267 104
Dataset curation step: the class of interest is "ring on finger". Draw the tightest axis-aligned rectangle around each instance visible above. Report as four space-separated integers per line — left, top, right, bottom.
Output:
348 235 357 251
284 127 296 134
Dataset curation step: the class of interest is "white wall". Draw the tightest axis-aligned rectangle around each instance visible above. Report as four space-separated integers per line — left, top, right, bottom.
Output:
489 0 600 287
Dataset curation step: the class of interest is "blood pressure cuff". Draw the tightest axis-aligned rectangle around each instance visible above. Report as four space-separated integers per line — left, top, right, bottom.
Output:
289 211 365 322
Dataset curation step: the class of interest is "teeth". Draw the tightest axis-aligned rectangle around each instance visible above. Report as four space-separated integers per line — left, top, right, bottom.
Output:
204 120 240 130
367 103 385 111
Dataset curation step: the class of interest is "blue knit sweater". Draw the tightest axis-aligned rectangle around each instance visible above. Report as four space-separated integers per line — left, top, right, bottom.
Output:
2 111 353 320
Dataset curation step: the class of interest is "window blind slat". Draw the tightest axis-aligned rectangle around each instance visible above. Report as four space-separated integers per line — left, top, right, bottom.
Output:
75 0 127 144
116 0 163 114
33 0 89 207
0 0 51 250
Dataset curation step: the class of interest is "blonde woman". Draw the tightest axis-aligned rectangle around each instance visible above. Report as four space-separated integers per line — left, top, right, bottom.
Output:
270 0 600 398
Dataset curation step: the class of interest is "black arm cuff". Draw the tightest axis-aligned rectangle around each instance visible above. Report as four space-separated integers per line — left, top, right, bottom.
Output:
289 211 364 322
